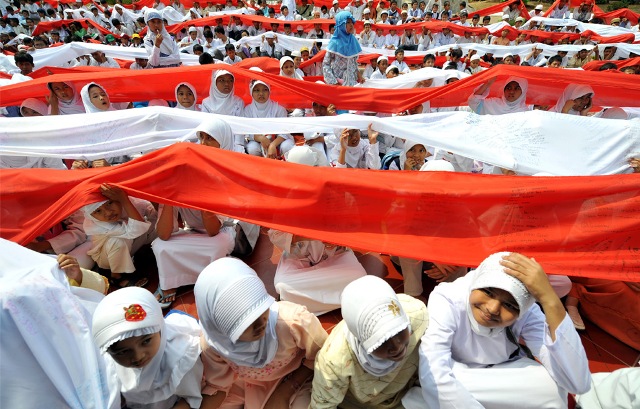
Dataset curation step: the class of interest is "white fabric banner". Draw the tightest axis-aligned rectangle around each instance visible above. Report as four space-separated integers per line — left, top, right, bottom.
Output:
1 107 638 176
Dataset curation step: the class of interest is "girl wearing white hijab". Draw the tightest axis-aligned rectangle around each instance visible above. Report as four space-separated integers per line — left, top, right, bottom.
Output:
279 56 303 80
80 82 116 113
20 97 49 116
48 81 86 115
144 9 181 68
151 118 259 308
402 252 591 409
201 70 245 116
82 183 157 288
92 287 204 409
310 276 429 408
468 76 530 115
195 257 328 409
331 125 381 169
269 146 367 315
243 77 294 158
551 84 595 116
174 82 199 111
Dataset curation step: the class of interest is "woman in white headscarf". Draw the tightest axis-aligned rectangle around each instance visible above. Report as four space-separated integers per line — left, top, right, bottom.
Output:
242 76 294 158
551 84 595 116
80 82 117 113
144 9 181 68
174 82 200 111
310 275 429 408
402 252 591 409
92 287 203 409
48 81 86 115
195 257 328 409
201 69 245 116
151 118 258 308
268 146 367 315
468 76 530 115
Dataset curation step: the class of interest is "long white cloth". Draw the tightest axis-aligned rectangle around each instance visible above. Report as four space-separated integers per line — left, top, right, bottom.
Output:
0 239 118 409
1 107 638 176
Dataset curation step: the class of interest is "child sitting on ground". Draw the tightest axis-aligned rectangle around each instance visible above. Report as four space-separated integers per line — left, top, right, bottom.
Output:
92 287 203 409
82 183 157 288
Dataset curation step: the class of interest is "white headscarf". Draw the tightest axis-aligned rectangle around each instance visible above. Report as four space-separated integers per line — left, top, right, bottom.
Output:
279 56 303 80
194 257 279 368
242 79 287 119
341 275 410 377
551 83 595 114
285 145 329 167
400 140 427 170
174 82 198 111
80 82 115 113
92 287 202 406
144 9 177 58
474 76 529 115
81 200 150 238
47 81 85 115
420 159 456 172
466 252 535 338
201 70 245 116
195 117 235 151
20 98 49 116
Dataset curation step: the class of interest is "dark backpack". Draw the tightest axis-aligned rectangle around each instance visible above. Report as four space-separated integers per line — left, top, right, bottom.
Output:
380 150 402 170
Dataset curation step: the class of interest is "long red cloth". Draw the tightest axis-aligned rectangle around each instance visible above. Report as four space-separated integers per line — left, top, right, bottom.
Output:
593 8 640 25
582 56 640 71
1 143 638 280
3 64 640 111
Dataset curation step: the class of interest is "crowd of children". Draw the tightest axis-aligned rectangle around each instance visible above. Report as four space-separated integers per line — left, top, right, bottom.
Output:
1 0 640 407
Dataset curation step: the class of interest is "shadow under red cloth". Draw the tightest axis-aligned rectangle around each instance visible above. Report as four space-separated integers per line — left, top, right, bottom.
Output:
1 143 639 281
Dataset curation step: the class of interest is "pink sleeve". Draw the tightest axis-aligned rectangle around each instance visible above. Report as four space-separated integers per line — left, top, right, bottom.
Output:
200 335 237 396
282 302 329 370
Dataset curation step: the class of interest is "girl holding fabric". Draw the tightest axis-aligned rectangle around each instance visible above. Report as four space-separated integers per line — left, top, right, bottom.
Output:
468 76 531 115
174 82 200 111
144 10 181 68
80 82 119 113
310 275 429 409
195 257 328 409
20 98 48 116
322 11 362 87
201 70 245 118
48 81 86 115
92 287 204 409
331 125 381 169
152 118 256 308
279 56 303 80
83 183 157 288
269 146 368 315
242 77 294 159
551 84 595 116
403 252 591 409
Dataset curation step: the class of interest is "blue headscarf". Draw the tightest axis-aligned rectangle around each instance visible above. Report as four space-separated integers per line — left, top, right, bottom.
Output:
326 11 362 58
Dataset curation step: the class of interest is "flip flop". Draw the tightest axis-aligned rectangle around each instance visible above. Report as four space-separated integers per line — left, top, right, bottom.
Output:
154 287 177 309
112 275 149 289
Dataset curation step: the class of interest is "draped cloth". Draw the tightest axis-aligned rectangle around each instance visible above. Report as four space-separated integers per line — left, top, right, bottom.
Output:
1 143 638 281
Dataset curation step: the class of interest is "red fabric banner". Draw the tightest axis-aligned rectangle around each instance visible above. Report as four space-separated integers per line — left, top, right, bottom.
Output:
1 143 638 280
582 56 640 71
543 0 605 17
3 64 640 111
32 18 118 38
593 8 640 25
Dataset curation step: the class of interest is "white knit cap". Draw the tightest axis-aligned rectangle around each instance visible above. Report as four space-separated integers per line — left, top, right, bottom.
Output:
420 160 455 172
285 145 329 167
469 252 535 314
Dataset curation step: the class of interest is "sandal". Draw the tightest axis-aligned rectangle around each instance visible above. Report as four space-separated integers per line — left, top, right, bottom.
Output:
154 287 177 309
112 275 149 289
566 305 585 330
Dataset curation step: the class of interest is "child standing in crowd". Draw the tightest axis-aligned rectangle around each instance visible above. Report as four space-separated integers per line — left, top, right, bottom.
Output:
83 183 157 288
323 11 362 86
195 257 328 409
92 287 204 409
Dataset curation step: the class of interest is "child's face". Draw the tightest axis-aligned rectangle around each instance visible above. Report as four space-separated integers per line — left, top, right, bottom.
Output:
396 51 404 62
216 74 234 94
346 129 361 147
177 85 195 108
252 83 270 103
227 49 236 59
108 332 162 368
21 106 43 117
378 59 389 72
503 81 522 102
51 82 74 101
423 58 434 68
147 18 163 34
198 131 220 148
469 288 519 328
282 60 295 76
91 200 122 222
237 309 269 342
406 144 427 164
371 328 410 361
89 86 110 111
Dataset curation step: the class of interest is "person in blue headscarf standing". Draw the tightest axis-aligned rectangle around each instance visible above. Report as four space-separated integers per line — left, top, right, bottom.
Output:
322 11 363 87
